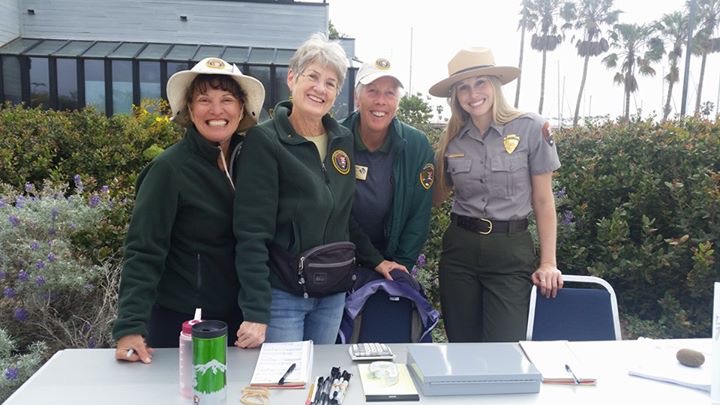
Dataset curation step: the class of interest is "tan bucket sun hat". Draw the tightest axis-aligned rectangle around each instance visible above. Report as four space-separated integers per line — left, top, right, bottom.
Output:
167 57 265 131
429 47 520 98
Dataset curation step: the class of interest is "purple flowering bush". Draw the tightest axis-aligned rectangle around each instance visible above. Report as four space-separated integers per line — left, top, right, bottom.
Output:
0 179 123 400
0 329 47 400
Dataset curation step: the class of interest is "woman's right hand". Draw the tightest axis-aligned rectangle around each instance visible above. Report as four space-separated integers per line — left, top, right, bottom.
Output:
374 260 408 281
115 334 153 363
235 321 267 349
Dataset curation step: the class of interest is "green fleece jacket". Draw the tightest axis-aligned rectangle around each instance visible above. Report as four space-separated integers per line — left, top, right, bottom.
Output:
233 101 355 324
112 127 241 341
341 112 435 270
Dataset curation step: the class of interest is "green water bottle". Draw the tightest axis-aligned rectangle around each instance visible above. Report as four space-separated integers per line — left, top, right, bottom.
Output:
192 320 227 404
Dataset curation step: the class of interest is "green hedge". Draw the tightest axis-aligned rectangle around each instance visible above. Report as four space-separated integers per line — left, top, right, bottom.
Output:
553 118 719 338
0 103 718 348
0 101 182 195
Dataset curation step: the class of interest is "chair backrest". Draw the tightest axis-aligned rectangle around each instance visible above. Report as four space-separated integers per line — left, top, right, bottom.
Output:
526 274 621 341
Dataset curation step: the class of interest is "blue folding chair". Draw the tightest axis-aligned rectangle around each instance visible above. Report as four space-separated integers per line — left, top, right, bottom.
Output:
526 274 621 341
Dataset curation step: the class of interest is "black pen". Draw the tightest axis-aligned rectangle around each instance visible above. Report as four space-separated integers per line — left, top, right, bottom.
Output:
278 362 296 385
565 364 580 385
312 376 324 404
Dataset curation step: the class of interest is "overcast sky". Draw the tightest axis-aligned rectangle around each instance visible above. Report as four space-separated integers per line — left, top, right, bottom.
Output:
329 0 720 122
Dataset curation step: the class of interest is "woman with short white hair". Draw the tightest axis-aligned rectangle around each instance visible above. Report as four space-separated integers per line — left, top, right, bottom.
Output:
233 33 356 346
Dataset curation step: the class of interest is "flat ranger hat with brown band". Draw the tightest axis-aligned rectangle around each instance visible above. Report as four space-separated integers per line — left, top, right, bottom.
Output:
429 47 520 97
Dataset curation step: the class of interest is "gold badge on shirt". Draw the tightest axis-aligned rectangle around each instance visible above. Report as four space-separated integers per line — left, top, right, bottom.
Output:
503 134 520 154
331 150 351 175
356 165 368 180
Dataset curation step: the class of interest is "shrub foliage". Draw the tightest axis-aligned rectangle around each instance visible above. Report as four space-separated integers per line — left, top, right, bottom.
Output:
0 101 718 401
553 118 719 338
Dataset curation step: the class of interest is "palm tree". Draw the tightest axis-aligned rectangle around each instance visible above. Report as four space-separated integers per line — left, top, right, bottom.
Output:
527 0 567 114
562 0 621 126
692 0 720 115
515 0 536 108
655 11 688 121
602 23 664 121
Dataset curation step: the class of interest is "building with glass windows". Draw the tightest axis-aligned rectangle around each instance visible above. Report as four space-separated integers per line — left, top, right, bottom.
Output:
0 0 357 118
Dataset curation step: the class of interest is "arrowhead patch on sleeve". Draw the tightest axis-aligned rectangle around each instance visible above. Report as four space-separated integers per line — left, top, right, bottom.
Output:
419 163 434 190
542 122 554 146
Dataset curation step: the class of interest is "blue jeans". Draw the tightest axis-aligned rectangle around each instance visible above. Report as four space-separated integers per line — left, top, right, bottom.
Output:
265 288 345 344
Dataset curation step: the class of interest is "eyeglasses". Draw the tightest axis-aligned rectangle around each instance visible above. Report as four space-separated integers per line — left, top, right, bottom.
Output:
300 70 339 93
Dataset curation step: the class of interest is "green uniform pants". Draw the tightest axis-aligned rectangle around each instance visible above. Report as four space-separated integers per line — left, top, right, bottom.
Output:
439 221 535 342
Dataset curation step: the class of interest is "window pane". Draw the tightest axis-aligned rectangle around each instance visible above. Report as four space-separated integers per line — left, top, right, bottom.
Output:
1 56 22 103
29 57 49 108
167 61 188 77
331 78 350 119
57 58 78 110
112 60 133 114
247 66 271 115
275 66 289 107
139 61 161 101
84 59 105 113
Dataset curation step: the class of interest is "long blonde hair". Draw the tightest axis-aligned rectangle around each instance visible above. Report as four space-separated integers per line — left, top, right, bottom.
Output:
434 76 524 200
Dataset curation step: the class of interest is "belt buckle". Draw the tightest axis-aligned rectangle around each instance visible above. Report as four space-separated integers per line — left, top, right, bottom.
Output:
479 218 493 235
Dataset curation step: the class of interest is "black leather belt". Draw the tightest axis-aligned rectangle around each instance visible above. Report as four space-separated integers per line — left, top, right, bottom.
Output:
451 213 529 235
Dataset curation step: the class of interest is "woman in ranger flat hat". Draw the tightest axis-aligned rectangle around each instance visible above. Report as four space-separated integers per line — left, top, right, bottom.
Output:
113 57 265 362
430 47 563 343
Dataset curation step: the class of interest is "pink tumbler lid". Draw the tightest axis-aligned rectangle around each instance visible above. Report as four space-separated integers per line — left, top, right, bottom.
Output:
182 319 202 334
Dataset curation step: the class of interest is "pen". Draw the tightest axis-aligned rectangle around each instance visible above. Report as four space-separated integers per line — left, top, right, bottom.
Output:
278 362 296 385
565 364 580 385
125 348 134 359
312 376 323 404
305 383 315 405
336 370 351 404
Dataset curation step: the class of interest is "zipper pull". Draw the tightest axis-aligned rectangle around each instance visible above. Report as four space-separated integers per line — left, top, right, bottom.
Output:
321 162 330 184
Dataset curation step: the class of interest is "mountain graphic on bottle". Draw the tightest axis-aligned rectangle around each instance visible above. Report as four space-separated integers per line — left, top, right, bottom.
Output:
194 359 227 393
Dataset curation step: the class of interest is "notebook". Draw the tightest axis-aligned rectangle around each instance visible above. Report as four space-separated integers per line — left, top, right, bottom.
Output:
519 340 597 385
249 340 313 389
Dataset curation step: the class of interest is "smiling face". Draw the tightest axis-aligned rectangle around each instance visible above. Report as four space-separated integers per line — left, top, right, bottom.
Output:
454 75 495 122
287 62 339 120
188 86 244 145
355 76 401 136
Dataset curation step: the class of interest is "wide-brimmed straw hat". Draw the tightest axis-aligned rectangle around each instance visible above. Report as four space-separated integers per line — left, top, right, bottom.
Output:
355 57 404 88
429 48 520 97
167 57 265 131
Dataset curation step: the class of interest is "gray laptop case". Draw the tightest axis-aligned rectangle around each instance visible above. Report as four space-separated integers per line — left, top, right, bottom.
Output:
406 343 542 396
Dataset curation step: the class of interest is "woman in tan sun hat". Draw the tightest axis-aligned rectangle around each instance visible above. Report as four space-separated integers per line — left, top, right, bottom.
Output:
113 57 265 364
430 47 563 343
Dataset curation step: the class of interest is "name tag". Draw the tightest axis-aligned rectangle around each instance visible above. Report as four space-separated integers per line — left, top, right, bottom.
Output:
447 153 465 158
356 165 368 180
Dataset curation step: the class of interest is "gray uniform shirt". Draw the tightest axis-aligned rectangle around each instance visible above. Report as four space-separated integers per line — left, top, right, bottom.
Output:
445 113 560 220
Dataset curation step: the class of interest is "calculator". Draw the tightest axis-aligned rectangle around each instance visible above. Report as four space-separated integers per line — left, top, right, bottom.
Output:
348 343 395 361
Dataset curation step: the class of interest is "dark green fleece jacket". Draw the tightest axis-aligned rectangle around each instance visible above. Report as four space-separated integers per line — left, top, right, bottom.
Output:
112 127 241 341
233 101 355 324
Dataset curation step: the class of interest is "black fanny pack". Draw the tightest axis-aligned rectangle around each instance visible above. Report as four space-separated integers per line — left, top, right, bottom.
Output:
269 241 357 298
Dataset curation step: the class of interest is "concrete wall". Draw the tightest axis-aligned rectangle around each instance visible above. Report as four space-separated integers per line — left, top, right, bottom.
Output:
0 0 20 45
19 0 328 48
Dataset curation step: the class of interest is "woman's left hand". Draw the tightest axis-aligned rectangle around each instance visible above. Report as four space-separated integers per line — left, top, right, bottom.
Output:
531 264 563 299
